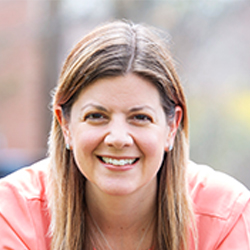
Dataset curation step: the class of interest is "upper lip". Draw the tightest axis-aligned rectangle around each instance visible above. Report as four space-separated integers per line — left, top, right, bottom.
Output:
96 155 139 160
97 155 139 166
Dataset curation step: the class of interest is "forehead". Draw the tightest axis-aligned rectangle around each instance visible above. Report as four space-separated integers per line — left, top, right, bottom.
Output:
75 74 162 107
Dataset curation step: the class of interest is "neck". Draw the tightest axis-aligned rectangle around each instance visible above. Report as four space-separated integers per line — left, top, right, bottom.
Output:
85 179 157 250
86 178 157 228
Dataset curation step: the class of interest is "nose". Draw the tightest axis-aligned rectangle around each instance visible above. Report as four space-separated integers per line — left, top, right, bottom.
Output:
104 118 133 149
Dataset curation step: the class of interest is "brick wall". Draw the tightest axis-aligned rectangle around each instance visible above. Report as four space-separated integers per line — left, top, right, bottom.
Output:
0 1 47 175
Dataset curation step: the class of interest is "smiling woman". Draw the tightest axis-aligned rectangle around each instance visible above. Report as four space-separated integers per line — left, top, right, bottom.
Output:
0 20 250 250
55 74 172 198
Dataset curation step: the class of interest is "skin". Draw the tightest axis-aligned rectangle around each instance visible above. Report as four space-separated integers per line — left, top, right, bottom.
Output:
55 73 182 249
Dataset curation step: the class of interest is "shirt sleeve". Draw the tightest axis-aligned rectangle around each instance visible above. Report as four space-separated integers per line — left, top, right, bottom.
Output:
0 163 51 250
0 179 41 250
216 199 250 250
0 216 30 250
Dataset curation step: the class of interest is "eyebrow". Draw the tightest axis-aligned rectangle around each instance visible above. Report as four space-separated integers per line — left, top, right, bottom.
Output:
80 103 156 114
129 105 156 114
80 104 108 112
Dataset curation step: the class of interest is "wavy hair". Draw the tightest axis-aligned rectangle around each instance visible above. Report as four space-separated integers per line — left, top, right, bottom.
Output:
48 20 196 250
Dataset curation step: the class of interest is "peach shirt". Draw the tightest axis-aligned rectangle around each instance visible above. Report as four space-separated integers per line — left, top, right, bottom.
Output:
0 159 250 249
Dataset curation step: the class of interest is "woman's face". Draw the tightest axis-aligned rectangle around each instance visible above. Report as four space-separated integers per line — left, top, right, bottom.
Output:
57 74 180 197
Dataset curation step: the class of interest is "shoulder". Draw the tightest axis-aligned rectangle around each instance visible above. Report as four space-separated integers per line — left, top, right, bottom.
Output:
0 158 49 200
187 161 250 218
187 161 250 249
0 158 51 250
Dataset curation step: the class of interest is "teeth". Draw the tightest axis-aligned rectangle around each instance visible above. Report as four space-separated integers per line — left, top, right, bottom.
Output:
101 157 136 166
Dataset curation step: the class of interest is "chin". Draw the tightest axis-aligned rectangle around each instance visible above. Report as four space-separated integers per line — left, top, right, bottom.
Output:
100 183 139 197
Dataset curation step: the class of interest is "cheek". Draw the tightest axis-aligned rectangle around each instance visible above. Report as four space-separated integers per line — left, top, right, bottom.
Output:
71 125 103 149
136 134 166 182
70 127 104 167
136 129 167 162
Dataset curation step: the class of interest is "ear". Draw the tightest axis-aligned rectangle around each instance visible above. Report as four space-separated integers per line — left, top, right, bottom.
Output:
165 106 183 151
54 105 71 147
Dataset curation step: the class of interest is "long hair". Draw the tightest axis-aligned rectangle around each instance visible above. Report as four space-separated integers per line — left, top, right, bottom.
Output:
48 20 196 250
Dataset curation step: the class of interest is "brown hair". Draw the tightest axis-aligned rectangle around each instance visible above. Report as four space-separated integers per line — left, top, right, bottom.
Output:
48 20 195 250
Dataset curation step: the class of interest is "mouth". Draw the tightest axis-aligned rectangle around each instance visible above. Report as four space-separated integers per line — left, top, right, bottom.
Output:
98 156 139 166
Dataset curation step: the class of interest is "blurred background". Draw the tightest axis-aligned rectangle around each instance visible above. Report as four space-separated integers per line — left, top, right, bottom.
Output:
0 0 249 188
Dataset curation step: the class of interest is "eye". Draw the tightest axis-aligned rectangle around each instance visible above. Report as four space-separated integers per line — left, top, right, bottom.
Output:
86 113 104 119
129 114 153 125
84 112 108 123
134 114 152 121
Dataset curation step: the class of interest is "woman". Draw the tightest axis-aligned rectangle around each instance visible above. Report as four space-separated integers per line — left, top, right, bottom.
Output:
0 20 249 250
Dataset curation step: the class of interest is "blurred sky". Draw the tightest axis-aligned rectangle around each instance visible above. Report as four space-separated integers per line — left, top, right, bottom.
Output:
0 0 249 187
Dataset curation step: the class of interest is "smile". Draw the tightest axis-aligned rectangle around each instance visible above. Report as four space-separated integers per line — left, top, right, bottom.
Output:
99 156 138 166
